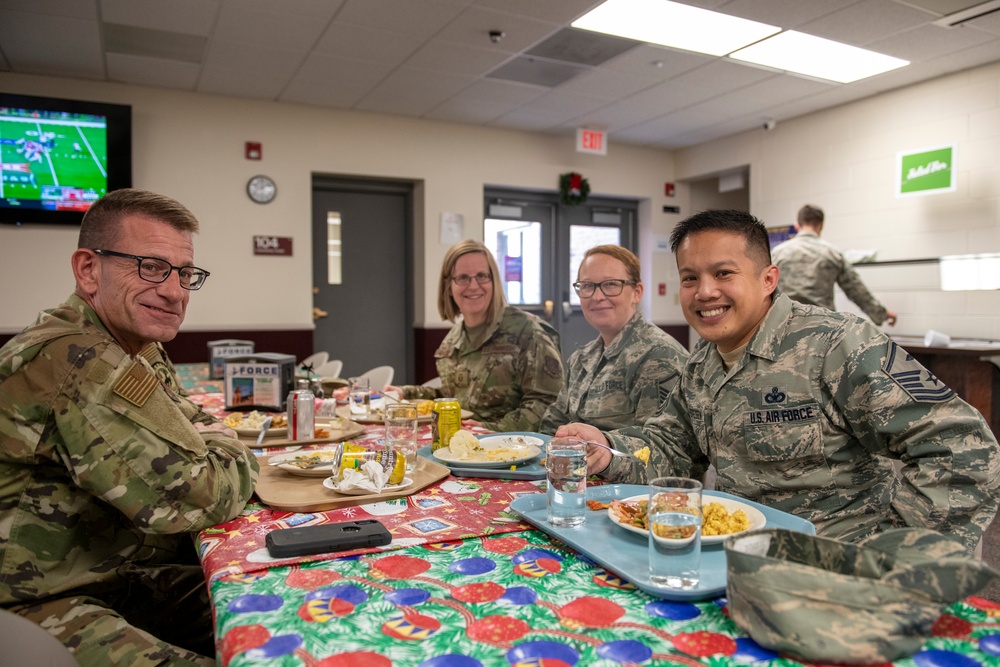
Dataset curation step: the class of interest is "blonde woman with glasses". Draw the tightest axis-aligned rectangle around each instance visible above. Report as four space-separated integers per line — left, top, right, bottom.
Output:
539 245 688 434
389 240 564 432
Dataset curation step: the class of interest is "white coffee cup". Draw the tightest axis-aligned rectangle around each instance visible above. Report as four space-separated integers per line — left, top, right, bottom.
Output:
923 330 951 347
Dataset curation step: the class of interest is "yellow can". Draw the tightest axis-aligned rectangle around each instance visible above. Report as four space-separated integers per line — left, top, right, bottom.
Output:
432 398 462 451
335 442 405 485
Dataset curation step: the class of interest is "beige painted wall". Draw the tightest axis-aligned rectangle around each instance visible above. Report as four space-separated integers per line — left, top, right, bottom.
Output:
0 72 686 335
674 61 1000 341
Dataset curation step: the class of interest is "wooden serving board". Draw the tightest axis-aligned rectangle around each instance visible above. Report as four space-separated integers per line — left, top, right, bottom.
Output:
253 455 452 512
239 419 366 449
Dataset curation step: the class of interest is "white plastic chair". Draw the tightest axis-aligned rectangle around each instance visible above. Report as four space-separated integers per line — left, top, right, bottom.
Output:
315 359 344 378
422 376 443 388
300 351 329 372
0 609 80 666
360 365 394 390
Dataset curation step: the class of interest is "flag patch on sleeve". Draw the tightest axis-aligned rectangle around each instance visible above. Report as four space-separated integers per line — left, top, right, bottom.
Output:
113 361 159 407
884 342 955 403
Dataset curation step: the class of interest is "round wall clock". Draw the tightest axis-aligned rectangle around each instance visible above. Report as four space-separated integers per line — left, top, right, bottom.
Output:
247 175 277 204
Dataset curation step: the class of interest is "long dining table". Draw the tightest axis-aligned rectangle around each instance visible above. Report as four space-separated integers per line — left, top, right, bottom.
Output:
177 365 1000 667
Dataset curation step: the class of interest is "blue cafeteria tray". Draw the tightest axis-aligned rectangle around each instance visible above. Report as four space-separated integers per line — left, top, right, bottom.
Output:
417 431 551 480
510 484 815 601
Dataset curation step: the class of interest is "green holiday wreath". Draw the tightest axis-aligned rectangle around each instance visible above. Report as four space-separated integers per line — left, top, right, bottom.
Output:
559 172 590 205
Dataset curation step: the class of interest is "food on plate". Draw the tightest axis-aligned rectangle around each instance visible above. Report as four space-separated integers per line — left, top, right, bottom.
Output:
416 400 434 415
314 427 330 438
277 451 338 469
586 500 611 511
635 446 650 464
446 430 533 462
448 430 481 459
609 499 749 536
223 411 286 430
702 502 750 536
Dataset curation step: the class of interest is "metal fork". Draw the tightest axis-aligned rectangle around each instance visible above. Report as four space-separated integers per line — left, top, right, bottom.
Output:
581 440 630 457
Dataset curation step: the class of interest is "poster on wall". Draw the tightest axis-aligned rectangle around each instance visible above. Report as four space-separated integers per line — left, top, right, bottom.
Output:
896 145 955 196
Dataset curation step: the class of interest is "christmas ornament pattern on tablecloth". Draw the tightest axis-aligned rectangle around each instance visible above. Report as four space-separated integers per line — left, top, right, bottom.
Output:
212 529 1000 667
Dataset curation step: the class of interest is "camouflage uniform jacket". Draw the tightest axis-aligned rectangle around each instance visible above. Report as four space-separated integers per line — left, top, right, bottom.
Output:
0 294 259 605
403 307 564 432
603 293 1000 550
538 311 688 434
772 230 890 325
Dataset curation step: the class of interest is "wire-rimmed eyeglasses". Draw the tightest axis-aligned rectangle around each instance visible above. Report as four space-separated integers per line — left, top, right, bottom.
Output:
94 249 211 290
572 279 636 298
451 272 492 287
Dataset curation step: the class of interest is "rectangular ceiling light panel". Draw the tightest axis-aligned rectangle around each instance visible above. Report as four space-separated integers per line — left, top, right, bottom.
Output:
571 0 780 57
730 31 909 83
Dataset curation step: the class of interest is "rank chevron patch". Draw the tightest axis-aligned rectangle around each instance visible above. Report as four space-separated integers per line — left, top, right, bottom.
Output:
884 341 955 403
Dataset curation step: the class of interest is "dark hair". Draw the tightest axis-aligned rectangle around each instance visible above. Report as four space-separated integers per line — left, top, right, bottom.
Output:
669 209 772 270
797 204 824 228
581 244 641 283
78 188 200 250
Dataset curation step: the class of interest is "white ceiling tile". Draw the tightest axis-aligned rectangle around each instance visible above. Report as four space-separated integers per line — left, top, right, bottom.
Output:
2 0 96 19
356 66 476 116
434 6 560 51
472 0 600 24
799 0 935 46
107 52 200 89
0 10 104 78
221 0 344 19
335 0 466 40
407 40 511 75
312 22 424 63
870 23 998 61
281 56 391 108
212 4 329 50
100 0 219 35
197 41 307 99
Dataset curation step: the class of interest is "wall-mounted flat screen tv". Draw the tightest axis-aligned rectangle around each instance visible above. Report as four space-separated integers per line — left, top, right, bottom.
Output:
0 92 132 226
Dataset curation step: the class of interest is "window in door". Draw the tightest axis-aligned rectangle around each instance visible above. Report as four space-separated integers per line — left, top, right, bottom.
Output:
484 218 542 306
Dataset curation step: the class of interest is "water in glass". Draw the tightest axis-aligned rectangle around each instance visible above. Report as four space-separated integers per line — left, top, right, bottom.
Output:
546 439 587 527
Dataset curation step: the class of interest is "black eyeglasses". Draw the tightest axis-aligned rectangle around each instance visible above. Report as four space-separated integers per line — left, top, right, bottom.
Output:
94 249 211 290
573 279 636 298
451 272 492 287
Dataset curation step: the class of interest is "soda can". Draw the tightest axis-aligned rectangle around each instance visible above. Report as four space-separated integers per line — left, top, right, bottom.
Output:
287 388 315 441
335 444 405 485
432 398 462 451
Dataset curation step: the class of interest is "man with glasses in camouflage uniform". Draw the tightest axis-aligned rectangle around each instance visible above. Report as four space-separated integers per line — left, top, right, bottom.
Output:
0 188 259 665
559 209 998 552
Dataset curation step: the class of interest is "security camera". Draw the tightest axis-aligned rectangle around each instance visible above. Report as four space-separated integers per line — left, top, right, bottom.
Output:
489 30 505 43
763 119 776 131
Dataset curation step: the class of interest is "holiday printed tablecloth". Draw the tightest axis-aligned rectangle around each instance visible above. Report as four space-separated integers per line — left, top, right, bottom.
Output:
198 477 545 581
212 528 1000 667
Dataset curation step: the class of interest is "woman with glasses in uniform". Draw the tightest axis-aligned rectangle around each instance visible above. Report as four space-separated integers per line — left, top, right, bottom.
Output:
539 245 688 434
388 240 565 432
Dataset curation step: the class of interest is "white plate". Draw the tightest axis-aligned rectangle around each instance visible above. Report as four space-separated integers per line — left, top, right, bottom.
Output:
432 436 542 469
608 494 766 545
322 476 414 495
268 450 340 477
477 434 544 449
234 425 284 438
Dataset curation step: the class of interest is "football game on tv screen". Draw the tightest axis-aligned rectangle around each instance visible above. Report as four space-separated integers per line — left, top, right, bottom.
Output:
0 93 132 225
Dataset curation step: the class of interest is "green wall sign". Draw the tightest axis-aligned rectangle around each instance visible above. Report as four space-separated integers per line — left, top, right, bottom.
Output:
897 145 955 196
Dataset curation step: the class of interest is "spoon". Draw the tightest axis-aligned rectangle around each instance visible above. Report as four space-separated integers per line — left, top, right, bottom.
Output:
256 416 273 446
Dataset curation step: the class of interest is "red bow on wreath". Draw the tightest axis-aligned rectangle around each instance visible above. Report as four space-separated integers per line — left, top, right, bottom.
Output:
559 172 590 206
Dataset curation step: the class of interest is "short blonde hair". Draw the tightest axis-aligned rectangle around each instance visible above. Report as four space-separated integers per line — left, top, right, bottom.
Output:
438 240 508 324
581 245 641 283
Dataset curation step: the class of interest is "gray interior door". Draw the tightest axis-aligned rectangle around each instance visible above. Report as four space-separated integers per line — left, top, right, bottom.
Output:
484 189 637 362
312 179 413 383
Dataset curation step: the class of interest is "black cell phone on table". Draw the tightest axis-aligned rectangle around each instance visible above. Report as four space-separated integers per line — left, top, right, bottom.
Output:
266 519 392 558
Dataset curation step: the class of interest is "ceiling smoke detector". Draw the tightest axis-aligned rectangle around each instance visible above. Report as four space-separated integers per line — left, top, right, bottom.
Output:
489 30 505 43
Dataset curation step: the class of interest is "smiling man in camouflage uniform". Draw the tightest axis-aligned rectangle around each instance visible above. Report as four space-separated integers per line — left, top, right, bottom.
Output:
560 209 999 552
0 189 259 665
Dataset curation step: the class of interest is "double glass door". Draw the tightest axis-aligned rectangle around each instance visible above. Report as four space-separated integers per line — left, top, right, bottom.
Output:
483 188 637 360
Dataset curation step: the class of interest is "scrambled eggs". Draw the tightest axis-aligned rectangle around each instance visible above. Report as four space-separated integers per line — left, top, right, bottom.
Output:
634 446 650 465
702 501 749 536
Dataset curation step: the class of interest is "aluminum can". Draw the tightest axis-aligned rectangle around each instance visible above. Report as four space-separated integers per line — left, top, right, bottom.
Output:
287 386 315 441
336 444 405 485
432 398 462 451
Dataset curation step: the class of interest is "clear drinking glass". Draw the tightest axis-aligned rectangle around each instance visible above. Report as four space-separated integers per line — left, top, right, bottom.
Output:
348 376 370 417
385 402 418 473
648 476 703 589
545 437 588 527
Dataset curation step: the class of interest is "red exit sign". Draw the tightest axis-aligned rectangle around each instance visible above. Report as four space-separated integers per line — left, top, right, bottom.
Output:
576 128 607 155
